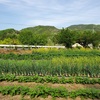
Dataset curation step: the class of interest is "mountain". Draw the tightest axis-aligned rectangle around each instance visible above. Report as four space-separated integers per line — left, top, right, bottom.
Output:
0 28 19 40
19 25 60 45
0 24 100 45
20 25 60 35
67 24 100 31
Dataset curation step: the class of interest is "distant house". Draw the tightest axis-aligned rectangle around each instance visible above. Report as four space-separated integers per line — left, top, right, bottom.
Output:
88 44 93 49
72 43 83 48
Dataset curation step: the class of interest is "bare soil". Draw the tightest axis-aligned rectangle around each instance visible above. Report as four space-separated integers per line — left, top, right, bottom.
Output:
0 81 100 90
0 49 33 54
0 94 96 100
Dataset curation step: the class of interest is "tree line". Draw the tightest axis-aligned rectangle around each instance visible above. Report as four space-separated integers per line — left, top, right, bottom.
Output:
54 28 100 48
0 28 100 48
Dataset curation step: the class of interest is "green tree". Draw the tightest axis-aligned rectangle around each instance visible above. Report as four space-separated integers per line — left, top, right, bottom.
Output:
0 29 20 45
19 30 48 45
75 30 93 47
0 38 20 45
19 30 33 45
76 30 100 48
91 31 100 47
32 33 48 45
57 28 75 48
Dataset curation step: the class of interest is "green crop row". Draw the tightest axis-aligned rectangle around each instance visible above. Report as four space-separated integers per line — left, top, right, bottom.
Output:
0 85 99 99
32 48 100 56
0 74 100 84
0 48 100 60
0 57 100 77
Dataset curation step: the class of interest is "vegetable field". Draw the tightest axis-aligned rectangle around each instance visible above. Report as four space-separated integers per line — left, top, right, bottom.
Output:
0 48 100 100
0 57 100 77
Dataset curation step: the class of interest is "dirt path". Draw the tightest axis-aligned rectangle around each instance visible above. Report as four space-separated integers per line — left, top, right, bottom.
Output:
0 49 33 54
0 81 100 91
0 94 95 100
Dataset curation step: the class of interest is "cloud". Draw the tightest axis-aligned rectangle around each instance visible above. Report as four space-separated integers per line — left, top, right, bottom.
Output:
0 0 100 30
0 0 10 3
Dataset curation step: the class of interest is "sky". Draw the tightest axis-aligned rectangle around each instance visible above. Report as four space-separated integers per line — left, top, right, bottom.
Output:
0 0 100 30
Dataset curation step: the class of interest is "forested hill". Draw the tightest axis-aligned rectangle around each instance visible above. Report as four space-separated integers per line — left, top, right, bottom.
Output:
21 24 100 34
0 24 100 46
68 24 100 31
0 28 19 40
0 24 100 35
21 25 60 34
